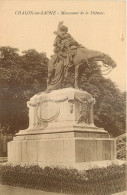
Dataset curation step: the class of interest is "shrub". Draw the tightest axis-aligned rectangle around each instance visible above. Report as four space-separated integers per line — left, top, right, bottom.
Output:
116 133 127 160
1 163 127 194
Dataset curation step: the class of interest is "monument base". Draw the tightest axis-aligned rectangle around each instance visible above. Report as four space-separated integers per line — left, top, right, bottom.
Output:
8 88 116 165
8 124 116 164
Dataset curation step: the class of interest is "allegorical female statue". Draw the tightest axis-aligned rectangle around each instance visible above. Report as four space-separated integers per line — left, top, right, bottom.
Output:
46 22 79 92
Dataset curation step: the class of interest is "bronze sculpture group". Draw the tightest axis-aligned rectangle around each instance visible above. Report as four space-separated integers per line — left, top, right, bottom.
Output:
47 22 116 93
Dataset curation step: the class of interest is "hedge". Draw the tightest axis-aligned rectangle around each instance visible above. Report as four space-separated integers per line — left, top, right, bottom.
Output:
0 163 126 194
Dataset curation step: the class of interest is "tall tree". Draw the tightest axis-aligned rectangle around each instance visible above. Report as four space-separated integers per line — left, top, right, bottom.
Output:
79 60 126 137
0 47 48 134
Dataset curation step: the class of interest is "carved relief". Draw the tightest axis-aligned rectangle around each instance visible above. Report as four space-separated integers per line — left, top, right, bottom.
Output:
36 101 60 122
69 103 74 113
78 100 90 124
76 97 95 124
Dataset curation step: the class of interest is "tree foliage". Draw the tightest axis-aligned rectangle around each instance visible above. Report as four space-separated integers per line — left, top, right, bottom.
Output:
79 60 126 137
0 47 48 134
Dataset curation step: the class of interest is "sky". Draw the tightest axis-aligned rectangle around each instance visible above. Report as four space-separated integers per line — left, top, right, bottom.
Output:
0 0 126 91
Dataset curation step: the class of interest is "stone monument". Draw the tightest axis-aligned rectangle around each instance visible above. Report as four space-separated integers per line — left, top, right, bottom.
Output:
8 22 116 167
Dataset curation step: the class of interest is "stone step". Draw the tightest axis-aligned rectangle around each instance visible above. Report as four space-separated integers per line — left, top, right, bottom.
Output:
0 157 8 162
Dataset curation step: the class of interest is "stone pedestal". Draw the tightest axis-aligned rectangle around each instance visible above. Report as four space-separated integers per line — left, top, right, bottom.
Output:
8 88 116 166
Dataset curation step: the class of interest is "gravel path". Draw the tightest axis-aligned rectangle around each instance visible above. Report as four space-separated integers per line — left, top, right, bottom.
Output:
0 184 65 195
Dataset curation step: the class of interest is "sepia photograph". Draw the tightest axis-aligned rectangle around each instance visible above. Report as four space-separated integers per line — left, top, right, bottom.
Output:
0 0 126 194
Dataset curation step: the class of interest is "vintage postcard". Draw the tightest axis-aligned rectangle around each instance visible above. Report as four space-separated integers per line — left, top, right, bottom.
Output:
0 0 126 194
